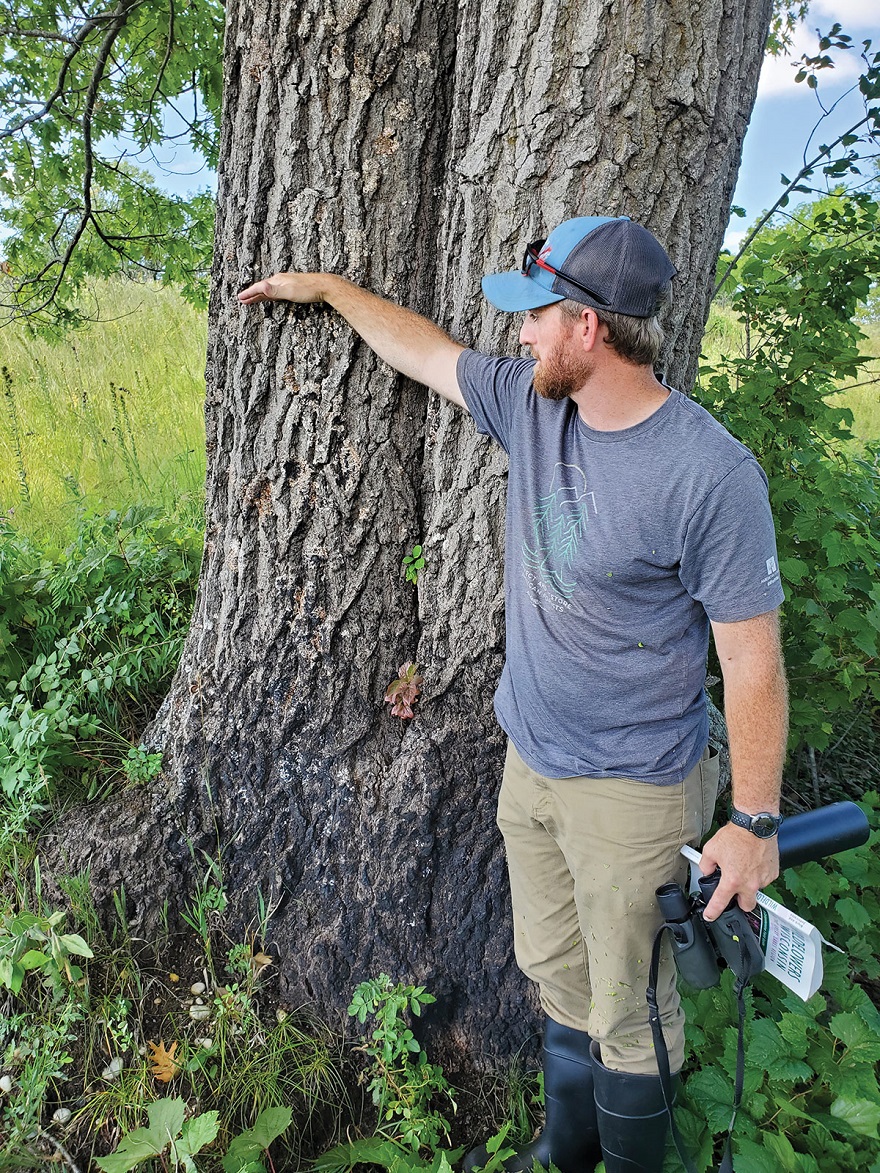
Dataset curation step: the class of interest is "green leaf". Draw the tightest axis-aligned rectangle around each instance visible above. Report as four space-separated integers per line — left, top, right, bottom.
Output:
1 961 24 995
94 1097 186 1173
762 1132 799 1171
147 1097 187 1144
779 556 808 584
767 1058 814 1084
312 1138 412 1171
787 861 836 906
747 1017 789 1069
224 1107 292 1170
178 1111 220 1158
684 1068 733 1134
244 1105 292 1148
829 1012 880 1064
778 1011 811 1058
733 1136 783 1172
56 932 94 958
834 898 873 932
829 1095 880 1137
17 949 50 970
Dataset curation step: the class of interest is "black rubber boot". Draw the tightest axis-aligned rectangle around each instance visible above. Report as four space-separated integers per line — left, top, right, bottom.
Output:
590 1040 677 1173
463 1017 600 1173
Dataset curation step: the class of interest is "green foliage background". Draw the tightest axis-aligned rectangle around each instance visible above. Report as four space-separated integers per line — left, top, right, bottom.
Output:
696 190 880 754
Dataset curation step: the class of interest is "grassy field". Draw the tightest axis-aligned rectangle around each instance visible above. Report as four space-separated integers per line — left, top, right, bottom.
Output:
0 279 207 547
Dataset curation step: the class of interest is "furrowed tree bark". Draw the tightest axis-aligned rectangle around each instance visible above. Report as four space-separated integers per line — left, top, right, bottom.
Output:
45 0 771 1072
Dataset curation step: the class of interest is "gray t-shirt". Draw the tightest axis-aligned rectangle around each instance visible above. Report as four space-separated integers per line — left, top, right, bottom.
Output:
457 348 784 785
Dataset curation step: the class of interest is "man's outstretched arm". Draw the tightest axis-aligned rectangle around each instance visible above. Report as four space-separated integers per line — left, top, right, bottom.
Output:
237 273 468 410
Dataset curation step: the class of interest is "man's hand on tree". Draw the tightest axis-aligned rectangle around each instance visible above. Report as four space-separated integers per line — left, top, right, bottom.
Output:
698 823 780 922
237 272 326 304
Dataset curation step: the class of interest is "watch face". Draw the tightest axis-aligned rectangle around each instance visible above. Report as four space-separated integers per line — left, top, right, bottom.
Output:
752 814 779 839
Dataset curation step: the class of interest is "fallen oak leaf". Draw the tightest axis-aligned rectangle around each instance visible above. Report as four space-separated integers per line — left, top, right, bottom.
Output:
147 1039 180 1083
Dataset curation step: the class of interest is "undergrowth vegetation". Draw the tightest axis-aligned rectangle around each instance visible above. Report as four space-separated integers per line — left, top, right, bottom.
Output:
0 505 202 838
697 190 880 760
676 793 880 1172
0 849 350 1169
2 804 879 1171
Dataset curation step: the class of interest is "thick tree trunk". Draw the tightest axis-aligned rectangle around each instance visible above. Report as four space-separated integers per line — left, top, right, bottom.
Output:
45 0 770 1071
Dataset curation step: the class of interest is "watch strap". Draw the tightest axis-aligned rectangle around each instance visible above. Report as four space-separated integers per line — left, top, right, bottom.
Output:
729 806 782 838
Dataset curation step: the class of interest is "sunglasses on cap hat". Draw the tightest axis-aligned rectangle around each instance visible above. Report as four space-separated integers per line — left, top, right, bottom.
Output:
521 239 613 309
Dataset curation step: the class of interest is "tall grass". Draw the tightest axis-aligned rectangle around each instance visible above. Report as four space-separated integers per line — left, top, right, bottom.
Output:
0 278 207 547
835 316 880 446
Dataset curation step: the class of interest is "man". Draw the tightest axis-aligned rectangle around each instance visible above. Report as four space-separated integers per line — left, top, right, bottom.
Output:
238 215 788 1173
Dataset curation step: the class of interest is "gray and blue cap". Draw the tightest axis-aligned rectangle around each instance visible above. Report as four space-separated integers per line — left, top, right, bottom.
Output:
481 215 677 319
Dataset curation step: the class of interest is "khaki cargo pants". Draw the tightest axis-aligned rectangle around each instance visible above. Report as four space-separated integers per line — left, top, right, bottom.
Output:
497 740 720 1075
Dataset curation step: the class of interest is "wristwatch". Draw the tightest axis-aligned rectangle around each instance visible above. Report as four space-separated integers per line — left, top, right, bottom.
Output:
729 806 783 839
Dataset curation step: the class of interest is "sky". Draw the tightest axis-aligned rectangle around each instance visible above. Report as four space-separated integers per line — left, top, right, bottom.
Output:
725 0 879 249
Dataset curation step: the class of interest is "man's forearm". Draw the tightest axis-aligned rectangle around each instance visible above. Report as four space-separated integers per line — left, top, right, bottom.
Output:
320 276 460 385
723 653 788 814
700 611 788 919
237 271 466 404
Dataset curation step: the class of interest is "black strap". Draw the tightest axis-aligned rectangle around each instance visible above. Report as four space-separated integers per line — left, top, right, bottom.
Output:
647 926 700 1173
647 924 751 1173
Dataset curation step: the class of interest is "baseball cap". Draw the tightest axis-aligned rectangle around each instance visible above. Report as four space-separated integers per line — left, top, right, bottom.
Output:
481 216 677 318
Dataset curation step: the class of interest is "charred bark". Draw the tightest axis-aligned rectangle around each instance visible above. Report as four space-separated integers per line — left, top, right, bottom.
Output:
43 0 771 1070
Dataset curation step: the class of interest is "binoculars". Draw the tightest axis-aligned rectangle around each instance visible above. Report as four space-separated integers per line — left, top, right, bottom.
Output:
657 801 870 989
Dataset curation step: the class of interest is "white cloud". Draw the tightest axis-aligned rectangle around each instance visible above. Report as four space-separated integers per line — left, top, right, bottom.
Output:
722 228 748 254
810 0 878 30
758 7 878 98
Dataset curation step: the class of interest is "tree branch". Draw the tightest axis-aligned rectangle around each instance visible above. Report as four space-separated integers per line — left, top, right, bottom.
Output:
712 112 873 300
0 0 150 140
9 0 140 317
0 27 77 43
141 0 175 137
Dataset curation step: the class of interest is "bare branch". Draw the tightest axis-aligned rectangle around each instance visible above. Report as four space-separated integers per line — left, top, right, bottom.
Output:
0 27 77 43
834 375 880 393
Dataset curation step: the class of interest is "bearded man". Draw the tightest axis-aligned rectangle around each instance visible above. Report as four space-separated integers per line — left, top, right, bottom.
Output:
238 215 788 1173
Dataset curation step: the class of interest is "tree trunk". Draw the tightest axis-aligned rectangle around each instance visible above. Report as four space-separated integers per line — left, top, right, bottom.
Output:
44 0 771 1071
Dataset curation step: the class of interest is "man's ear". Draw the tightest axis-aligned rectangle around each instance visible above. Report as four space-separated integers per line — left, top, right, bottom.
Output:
576 306 602 353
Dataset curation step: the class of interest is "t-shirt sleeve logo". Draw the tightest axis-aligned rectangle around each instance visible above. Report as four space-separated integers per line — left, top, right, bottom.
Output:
762 554 781 589
522 462 597 601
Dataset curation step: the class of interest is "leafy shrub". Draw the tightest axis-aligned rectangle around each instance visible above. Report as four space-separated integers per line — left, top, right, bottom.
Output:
0 504 201 829
347 975 456 1152
696 191 880 752
0 905 92 1001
